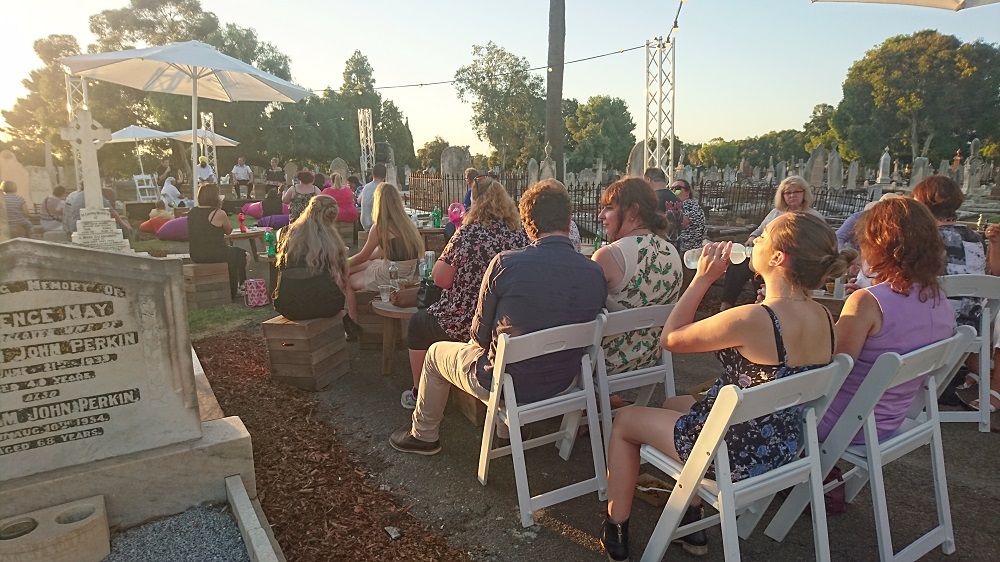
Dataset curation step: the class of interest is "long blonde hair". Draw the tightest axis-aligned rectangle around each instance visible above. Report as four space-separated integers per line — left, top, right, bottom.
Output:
275 195 348 286
373 183 424 259
463 176 521 230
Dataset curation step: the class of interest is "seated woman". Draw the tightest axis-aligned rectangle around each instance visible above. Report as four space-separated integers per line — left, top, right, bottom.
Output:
261 188 283 217
139 200 174 233
272 195 355 324
39 185 67 232
593 177 683 375
399 176 529 409
601 212 853 561
345 183 424 321
0 193 8 242
160 177 194 209
672 179 706 254
2 180 33 239
188 183 249 299
282 170 321 224
818 198 956 443
321 173 360 224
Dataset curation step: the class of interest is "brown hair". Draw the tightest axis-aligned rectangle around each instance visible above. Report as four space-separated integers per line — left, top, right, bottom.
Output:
767 212 856 290
197 183 221 208
856 198 943 299
465 168 480 183
911 175 963 221
296 170 315 185
519 179 572 239
600 177 669 238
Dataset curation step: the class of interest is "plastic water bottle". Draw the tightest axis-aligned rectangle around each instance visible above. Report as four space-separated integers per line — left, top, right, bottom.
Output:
682 243 752 269
388 261 399 289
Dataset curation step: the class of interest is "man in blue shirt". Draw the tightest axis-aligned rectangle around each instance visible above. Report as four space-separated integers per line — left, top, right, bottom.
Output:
390 179 608 455
359 163 387 231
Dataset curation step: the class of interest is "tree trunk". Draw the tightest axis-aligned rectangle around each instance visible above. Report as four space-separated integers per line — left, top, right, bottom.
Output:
921 132 934 158
909 115 919 162
545 0 566 181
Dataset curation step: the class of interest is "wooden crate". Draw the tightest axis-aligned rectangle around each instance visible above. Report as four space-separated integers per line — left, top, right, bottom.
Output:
450 389 487 427
355 291 384 350
262 313 351 391
335 221 355 244
182 262 231 308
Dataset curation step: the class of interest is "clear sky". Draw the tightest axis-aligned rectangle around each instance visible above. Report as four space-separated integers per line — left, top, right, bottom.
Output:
3 0 999 156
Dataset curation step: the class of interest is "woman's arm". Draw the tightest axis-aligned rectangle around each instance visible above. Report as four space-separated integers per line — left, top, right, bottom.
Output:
281 187 294 204
592 244 625 289
348 225 380 265
432 260 457 289
834 288 882 359
209 209 230 230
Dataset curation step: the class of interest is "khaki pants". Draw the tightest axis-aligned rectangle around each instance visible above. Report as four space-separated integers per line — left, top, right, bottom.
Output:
410 341 489 442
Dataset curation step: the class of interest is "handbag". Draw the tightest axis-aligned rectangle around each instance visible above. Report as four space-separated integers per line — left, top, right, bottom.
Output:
416 278 442 309
244 278 270 307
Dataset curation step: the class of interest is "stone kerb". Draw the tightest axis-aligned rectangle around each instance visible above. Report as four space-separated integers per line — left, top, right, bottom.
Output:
0 239 202 481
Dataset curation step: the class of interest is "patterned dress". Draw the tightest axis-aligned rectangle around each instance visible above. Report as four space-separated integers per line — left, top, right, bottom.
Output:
678 198 706 253
674 305 833 482
287 189 317 224
939 223 986 327
602 234 683 374
428 221 531 340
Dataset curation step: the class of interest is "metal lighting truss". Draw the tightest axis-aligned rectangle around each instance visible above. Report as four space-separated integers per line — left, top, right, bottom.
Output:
200 112 219 178
645 37 675 180
358 108 375 181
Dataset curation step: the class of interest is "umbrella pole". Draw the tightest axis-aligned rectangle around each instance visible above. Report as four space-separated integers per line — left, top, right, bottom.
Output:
191 69 199 191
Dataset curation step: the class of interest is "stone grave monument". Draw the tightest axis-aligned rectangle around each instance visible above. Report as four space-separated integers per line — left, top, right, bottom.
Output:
805 144 827 188
527 158 539 185
440 146 472 206
909 156 930 189
0 150 33 209
626 141 644 178
329 157 349 181
964 138 983 194
827 142 844 190
0 239 255 537
539 142 557 181
847 159 859 189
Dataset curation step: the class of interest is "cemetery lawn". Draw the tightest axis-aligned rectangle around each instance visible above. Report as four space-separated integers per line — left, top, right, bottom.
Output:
192 331 474 562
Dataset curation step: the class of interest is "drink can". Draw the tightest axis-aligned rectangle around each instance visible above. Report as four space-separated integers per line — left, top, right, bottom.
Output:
424 251 436 271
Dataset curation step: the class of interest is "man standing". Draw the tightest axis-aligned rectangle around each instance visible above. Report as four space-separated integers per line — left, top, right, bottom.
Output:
360 163 387 231
230 157 254 199
644 167 680 210
155 157 172 188
196 156 216 185
389 179 607 455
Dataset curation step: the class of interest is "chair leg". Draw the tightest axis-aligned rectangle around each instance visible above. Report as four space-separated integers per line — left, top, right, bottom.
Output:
719 497 743 561
639 498 687 562
509 416 535 528
978 341 991 433
583 386 608 501
736 496 773 540
844 466 870 504
866 454 895 561
807 463 832 562
478 401 500 485
929 403 956 555
764 481 811 541
556 410 582 461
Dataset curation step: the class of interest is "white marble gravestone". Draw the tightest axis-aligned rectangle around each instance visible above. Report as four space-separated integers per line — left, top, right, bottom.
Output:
0 240 202 481
539 142 557 181
827 142 844 190
328 157 349 181
876 147 892 185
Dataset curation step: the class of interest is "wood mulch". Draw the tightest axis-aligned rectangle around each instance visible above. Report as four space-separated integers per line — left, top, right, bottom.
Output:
192 332 473 562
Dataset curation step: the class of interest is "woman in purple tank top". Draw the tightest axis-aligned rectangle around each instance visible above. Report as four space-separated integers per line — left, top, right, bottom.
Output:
818 197 955 444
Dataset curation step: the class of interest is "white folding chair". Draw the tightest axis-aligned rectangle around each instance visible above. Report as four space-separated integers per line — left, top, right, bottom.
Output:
637 354 854 562
595 304 675 458
133 174 158 202
477 317 608 528
764 326 975 562
938 274 1000 432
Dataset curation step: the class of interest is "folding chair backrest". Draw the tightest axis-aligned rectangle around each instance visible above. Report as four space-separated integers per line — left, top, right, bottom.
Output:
494 318 603 371
601 304 674 338
939 274 1000 333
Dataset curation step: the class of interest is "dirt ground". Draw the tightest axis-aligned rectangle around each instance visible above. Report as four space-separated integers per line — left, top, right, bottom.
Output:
193 287 1000 562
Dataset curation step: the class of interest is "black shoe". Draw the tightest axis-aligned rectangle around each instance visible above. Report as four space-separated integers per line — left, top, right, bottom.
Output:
938 388 964 407
600 517 630 562
672 505 709 556
389 428 440 456
344 315 362 342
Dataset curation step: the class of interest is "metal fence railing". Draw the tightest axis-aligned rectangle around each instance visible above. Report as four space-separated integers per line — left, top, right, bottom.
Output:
694 180 877 227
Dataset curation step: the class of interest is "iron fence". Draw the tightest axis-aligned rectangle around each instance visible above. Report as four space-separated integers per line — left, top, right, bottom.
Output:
694 180 877 227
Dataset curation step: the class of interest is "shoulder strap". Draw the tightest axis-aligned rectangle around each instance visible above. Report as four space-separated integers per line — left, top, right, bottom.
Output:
823 305 836 356
760 304 788 366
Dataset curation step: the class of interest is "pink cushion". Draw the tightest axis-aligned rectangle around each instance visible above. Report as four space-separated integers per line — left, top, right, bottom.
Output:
156 216 189 241
140 217 171 234
257 214 289 229
243 201 264 219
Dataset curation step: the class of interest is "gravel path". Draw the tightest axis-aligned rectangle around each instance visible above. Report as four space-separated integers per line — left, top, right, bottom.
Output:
105 505 249 562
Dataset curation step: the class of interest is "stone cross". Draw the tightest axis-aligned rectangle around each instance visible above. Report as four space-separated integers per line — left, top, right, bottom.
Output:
60 110 111 209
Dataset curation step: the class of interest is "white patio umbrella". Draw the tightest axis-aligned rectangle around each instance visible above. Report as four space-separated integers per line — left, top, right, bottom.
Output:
59 40 311 182
103 125 171 176
167 129 240 148
812 0 999 10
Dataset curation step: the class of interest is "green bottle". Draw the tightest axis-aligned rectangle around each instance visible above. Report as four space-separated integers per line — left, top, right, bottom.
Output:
593 232 603 253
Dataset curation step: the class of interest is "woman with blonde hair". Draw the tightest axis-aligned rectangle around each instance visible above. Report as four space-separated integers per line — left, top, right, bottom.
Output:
346 183 424 320
601 212 855 560
720 176 824 310
272 195 356 324
322 172 360 224
398 176 529 409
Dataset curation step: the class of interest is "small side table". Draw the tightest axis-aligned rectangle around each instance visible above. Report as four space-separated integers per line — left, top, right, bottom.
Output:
371 300 417 375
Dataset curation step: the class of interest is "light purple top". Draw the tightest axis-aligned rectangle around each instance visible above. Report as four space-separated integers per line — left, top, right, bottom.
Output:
818 282 955 445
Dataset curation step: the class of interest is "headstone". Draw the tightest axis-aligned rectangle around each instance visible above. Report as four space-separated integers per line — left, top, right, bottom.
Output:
890 159 904 184
595 158 605 185
403 165 412 189
527 158 539 185
565 172 577 185
329 157 349 180
626 141 645 178
752 166 761 181
579 168 596 186
681 165 694 184
283 162 298 185
876 147 892 185
797 159 806 178
847 159 859 190
0 150 33 209
385 163 398 189
909 156 930 189
0 241 203 481
723 166 734 183
775 161 786 182
963 138 983 193
767 156 775 181
539 142 557 181
440 146 473 206
706 166 720 182
805 144 827 188
939 159 950 177
827 141 844 190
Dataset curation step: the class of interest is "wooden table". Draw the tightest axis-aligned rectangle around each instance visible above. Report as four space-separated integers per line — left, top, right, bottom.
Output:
371 300 417 375
417 227 446 248
225 229 265 261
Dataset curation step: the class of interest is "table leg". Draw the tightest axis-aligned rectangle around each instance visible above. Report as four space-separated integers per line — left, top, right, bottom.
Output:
382 317 398 375
249 238 260 262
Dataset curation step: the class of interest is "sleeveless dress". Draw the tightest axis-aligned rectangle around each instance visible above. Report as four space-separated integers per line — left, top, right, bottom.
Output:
674 305 833 482
288 189 317 224
188 207 247 297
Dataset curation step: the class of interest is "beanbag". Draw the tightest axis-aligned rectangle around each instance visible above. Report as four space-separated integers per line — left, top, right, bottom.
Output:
139 217 171 234
156 216 189 241
242 201 263 218
258 214 290 229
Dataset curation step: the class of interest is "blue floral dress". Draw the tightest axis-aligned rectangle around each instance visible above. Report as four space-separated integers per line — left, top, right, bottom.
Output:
673 305 833 482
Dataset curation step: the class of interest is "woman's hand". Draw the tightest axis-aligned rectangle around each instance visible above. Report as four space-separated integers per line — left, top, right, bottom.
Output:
694 241 732 283
843 276 861 296
985 223 1000 244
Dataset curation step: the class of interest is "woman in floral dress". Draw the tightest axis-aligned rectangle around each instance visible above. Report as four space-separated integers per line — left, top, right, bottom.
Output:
399 177 529 409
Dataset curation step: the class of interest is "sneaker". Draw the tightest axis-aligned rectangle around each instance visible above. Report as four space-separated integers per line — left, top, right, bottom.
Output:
344 315 362 342
389 428 440 456
672 505 708 556
234 289 245 298
400 388 417 410
600 517 630 562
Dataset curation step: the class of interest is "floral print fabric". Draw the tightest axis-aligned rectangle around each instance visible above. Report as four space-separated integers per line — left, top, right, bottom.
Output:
427 221 530 341
939 223 987 327
678 199 707 253
673 305 829 482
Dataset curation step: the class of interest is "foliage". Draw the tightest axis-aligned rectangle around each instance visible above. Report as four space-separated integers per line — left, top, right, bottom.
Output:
417 136 450 170
377 100 417 170
697 138 740 168
802 103 842 155
564 96 636 172
454 41 545 169
833 30 1000 164
88 0 218 51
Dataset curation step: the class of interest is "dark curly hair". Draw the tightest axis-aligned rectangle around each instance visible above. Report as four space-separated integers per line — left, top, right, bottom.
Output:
600 177 669 238
911 175 963 221
856 197 943 300
519 179 571 239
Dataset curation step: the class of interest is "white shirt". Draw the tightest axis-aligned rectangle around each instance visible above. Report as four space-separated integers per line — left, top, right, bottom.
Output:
161 181 183 208
231 163 252 181
196 164 215 183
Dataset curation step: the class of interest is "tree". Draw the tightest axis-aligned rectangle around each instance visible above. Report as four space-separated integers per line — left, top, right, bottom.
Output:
417 137 449 170
454 42 544 169
564 96 636 172
697 138 740 168
833 30 1000 164
545 0 566 180
377 101 417 170
802 103 841 154
88 0 218 51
